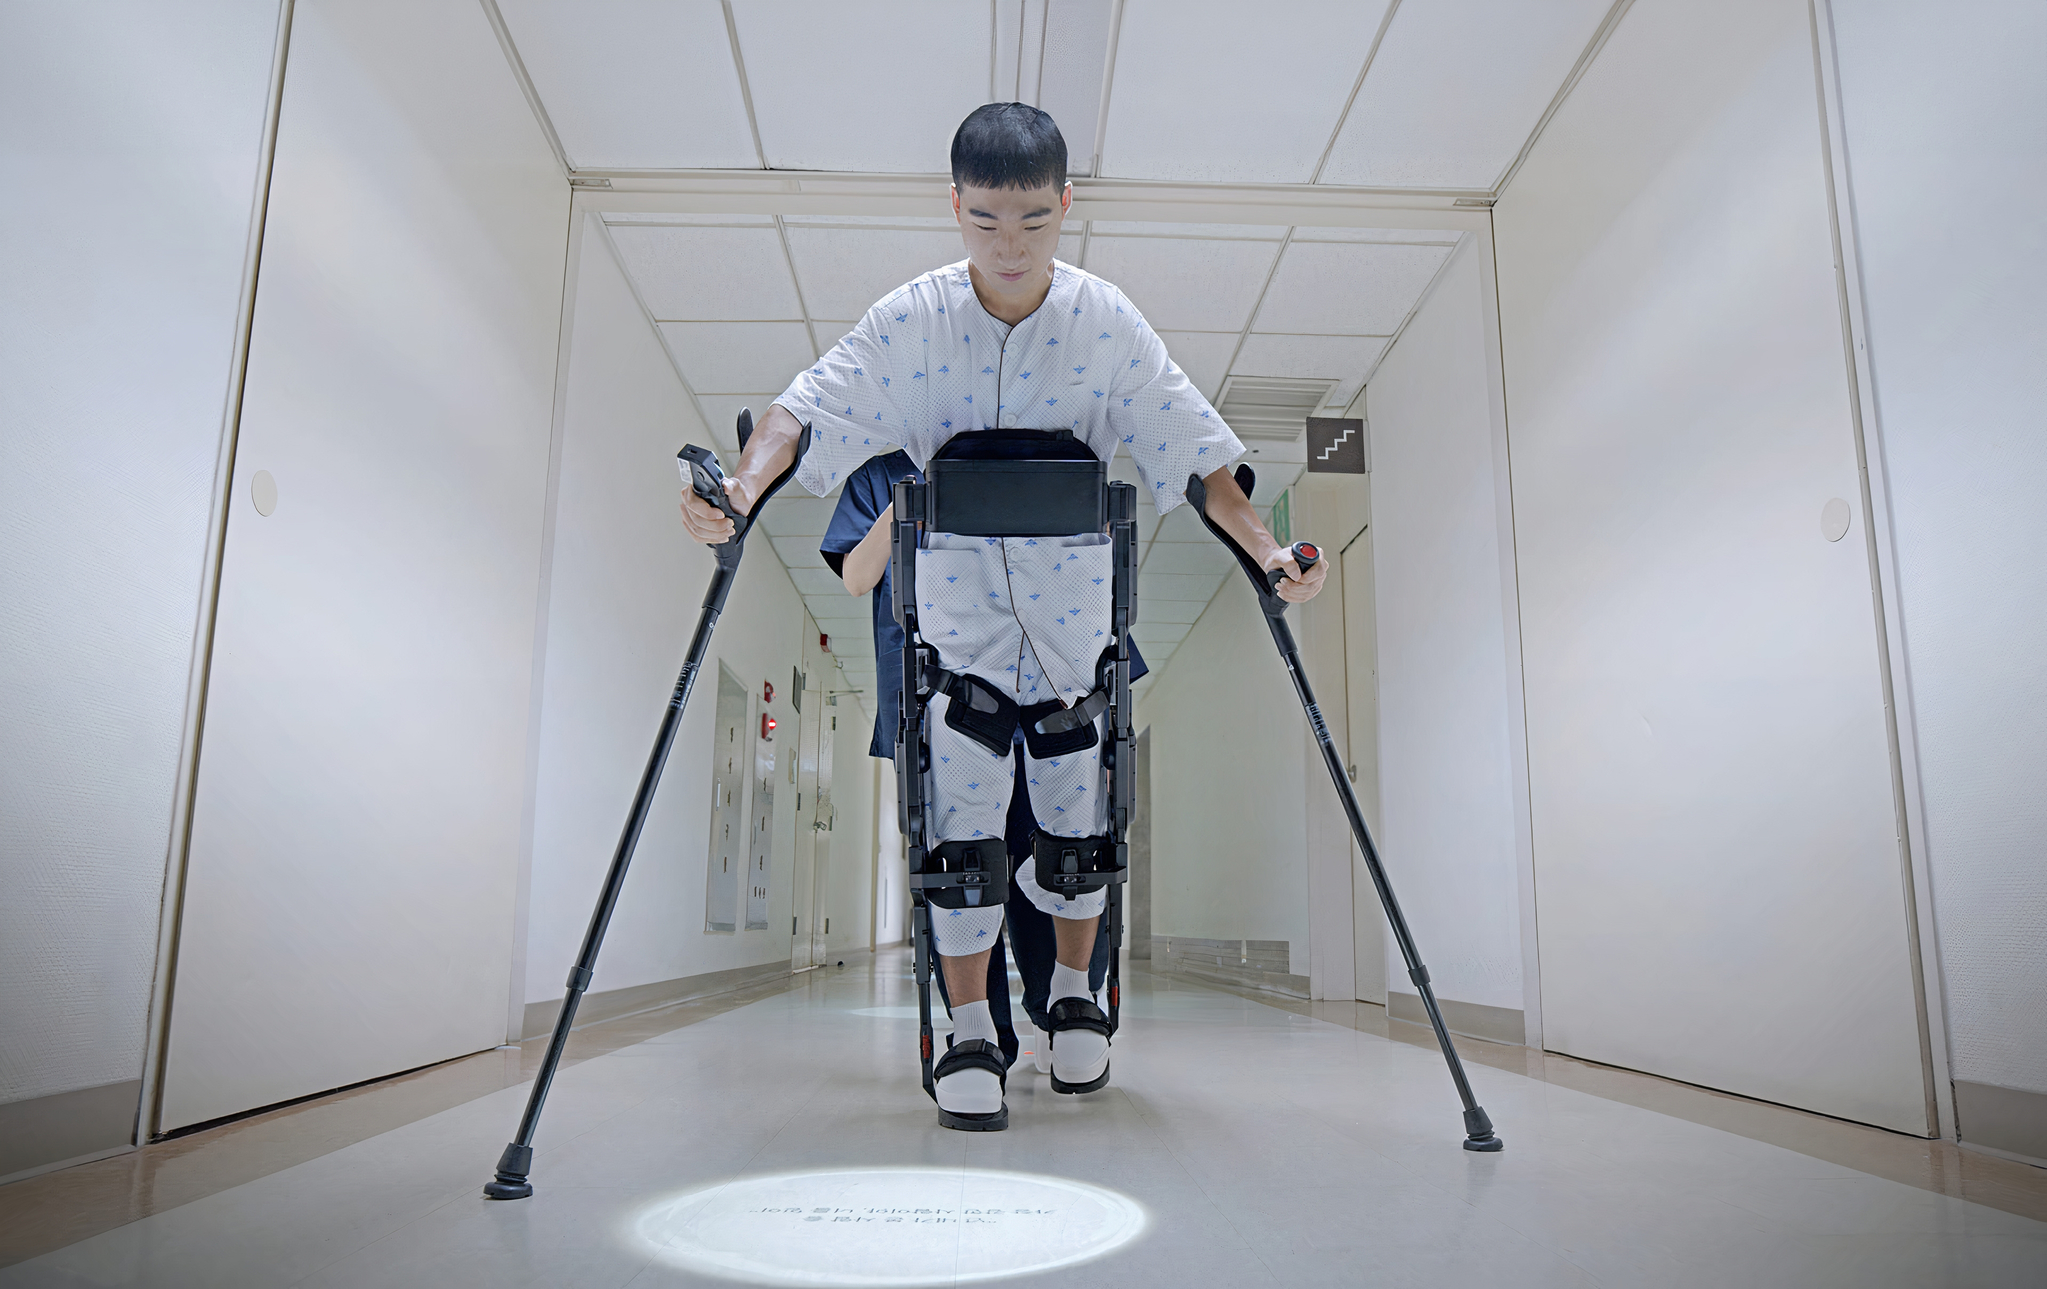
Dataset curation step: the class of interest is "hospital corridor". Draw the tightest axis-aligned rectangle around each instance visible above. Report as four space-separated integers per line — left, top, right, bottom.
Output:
3 1 2044 1285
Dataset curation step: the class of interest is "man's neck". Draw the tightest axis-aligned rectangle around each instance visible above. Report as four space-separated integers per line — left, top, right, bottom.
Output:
967 262 1054 327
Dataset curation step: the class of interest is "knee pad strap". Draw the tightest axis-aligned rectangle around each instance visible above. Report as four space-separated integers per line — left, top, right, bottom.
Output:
917 839 1012 909
1031 832 1122 897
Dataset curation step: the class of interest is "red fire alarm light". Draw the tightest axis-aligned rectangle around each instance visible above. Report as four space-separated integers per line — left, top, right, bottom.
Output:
763 680 775 704
819 632 831 653
760 714 777 740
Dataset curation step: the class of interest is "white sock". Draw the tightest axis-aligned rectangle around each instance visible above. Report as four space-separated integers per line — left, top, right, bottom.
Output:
949 999 997 1046
1049 963 1091 1004
938 999 1003 1116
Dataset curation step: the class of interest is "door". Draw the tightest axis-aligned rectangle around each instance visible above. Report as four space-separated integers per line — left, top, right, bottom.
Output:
704 666 747 933
790 669 821 970
1341 524 1387 1004
809 703 836 964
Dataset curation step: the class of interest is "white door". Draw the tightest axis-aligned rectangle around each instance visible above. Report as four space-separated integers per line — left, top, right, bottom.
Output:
790 673 822 971
809 705 836 964
1341 525 1388 1005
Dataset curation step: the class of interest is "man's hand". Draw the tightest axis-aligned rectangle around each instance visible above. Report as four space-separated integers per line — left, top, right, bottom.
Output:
678 475 757 545
1262 543 1327 604
676 403 803 545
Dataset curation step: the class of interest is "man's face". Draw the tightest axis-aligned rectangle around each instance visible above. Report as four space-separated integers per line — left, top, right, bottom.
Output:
952 179 1071 305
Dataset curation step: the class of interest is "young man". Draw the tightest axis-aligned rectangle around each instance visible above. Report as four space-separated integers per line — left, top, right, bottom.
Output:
680 103 1325 1128
821 449 1149 1075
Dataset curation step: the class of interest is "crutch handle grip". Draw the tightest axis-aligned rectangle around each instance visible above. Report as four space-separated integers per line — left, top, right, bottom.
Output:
1266 541 1320 593
676 407 811 573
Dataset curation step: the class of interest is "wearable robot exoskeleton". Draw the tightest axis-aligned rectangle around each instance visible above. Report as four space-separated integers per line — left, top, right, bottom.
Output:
888 430 1138 1127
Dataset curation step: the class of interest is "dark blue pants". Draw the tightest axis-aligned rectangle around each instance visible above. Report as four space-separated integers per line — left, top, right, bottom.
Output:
929 744 1110 1068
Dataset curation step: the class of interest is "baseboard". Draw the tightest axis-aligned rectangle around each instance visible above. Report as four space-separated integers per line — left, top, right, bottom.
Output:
1387 991 1526 1047
1954 1079 2047 1164
1152 936 1308 999
0 1079 140 1181
523 959 791 1040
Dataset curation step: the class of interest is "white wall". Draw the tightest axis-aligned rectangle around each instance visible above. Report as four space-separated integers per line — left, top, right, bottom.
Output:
1830 0 2047 1118
0 1 280 1132
522 217 811 1010
160 0 569 1130
1363 237 1529 1020
1138 572 1312 965
1493 0 1927 1132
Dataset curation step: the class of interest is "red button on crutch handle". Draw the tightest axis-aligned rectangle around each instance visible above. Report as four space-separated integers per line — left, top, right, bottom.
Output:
1290 541 1320 572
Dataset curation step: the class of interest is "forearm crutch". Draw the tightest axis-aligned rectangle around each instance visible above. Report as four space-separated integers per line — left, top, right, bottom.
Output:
1185 467 1503 1153
484 410 810 1200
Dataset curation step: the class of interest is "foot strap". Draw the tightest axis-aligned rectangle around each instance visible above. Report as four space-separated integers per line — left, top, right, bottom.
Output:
932 1038 1009 1092
1045 996 1112 1038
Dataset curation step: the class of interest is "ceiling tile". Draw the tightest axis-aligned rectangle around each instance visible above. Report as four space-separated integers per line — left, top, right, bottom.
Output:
1129 622 1191 645
658 322 816 393
1151 506 1208 542
1232 334 1388 384
1292 226 1464 244
1154 332 1239 401
788 568 847 597
1243 461 1303 507
1037 0 1115 171
769 536 828 569
497 0 758 170
730 1 989 172
1140 598 1209 625
1142 542 1234 576
1101 0 1393 182
1252 241 1451 335
611 226 802 320
1082 236 1277 331
1136 571 1222 602
604 212 775 226
758 495 840 538
1087 221 1286 240
1319 0 1613 189
784 228 966 320
694 393 785 447
783 215 958 229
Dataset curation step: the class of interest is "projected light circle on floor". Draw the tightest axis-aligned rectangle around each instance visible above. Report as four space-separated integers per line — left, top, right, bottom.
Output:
632 1167 1147 1286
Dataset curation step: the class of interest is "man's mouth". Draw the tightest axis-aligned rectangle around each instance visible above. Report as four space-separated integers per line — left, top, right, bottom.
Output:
997 270 1027 282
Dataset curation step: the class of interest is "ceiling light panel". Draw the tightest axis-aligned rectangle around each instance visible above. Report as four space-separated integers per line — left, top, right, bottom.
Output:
1087 222 1286 240
496 0 757 169
1291 226 1463 244
1153 331 1239 401
604 213 775 226
1100 0 1393 182
658 322 816 392
1252 241 1451 334
1319 0 1613 188
783 228 968 319
1082 236 1278 331
610 226 803 320
1038 0 1115 170
730 0 990 172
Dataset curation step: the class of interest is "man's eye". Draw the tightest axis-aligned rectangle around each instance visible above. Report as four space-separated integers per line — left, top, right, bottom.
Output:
975 225 997 232
1023 224 1046 231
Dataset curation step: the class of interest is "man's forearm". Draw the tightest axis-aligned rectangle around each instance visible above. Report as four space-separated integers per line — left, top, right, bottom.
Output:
1200 464 1283 564
843 504 893 596
730 402 805 513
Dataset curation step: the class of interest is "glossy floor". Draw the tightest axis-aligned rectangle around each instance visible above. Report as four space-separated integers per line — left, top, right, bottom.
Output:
2 954 2043 1287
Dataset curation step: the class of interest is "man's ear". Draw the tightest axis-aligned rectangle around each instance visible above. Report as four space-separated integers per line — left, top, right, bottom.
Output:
1061 182 1072 212
951 184 961 219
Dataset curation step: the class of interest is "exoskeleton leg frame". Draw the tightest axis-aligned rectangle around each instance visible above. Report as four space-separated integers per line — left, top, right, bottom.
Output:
891 431 1138 1102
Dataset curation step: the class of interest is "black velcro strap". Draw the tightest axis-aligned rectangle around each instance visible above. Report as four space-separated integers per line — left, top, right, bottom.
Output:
1030 831 1120 896
919 839 1012 909
1020 695 1099 758
934 1038 1009 1087
928 666 1018 756
1046 997 1112 1038
1033 689 1108 735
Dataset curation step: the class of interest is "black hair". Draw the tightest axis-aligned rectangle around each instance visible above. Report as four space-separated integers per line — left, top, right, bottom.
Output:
950 103 1067 191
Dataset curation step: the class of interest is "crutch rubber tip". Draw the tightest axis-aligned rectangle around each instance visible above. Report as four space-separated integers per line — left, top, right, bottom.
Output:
483 1143 534 1199
1461 1106 1504 1151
